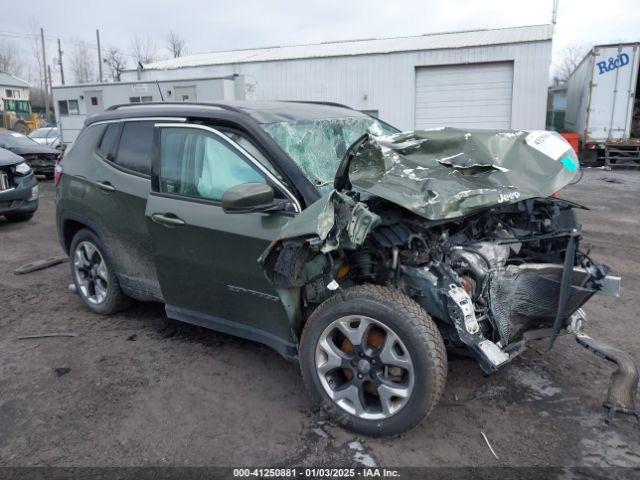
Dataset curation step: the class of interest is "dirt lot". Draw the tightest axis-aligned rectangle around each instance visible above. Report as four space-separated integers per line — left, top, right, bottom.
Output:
1 170 639 471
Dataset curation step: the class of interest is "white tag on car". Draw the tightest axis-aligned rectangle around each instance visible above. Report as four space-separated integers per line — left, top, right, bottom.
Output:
525 131 570 160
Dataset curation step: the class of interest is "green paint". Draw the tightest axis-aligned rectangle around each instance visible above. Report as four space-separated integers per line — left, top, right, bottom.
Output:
347 128 580 220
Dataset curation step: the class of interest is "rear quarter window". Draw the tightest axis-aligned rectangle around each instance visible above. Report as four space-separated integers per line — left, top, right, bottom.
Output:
61 123 107 167
113 121 154 175
97 123 121 159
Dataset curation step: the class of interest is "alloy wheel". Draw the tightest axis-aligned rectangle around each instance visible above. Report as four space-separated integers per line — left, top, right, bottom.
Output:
73 241 109 305
315 315 415 420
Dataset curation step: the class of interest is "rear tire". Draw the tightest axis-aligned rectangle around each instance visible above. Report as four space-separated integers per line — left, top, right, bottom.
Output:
4 211 34 222
299 284 447 436
69 228 132 315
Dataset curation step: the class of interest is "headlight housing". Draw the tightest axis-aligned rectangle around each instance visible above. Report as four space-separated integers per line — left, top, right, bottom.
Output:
15 162 31 175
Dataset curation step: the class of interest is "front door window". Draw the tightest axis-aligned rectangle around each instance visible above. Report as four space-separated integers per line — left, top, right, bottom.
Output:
159 127 269 201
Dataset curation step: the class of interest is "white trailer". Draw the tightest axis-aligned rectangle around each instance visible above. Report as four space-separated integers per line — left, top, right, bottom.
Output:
565 43 640 166
52 75 256 145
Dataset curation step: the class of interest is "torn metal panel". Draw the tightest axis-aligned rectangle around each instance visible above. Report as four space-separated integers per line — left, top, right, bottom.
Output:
347 128 579 220
259 191 380 329
265 190 381 254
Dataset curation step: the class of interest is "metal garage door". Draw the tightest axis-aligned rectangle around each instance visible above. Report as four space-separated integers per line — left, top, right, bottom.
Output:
415 62 514 129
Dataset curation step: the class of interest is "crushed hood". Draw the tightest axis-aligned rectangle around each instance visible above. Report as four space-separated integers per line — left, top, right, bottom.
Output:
5 144 59 156
343 128 579 220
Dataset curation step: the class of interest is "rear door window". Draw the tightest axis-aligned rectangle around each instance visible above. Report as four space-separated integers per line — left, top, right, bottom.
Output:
113 121 154 175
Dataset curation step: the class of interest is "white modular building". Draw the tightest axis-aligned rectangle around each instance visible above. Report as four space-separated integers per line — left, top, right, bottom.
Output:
52 75 256 143
120 24 553 131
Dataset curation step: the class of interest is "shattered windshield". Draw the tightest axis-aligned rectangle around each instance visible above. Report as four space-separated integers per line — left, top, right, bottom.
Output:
261 116 398 193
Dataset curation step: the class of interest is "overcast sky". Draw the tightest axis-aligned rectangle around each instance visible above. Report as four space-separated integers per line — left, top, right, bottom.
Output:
3 0 639 84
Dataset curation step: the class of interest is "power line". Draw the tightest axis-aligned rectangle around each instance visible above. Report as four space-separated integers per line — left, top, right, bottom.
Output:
0 29 140 59
0 30 56 40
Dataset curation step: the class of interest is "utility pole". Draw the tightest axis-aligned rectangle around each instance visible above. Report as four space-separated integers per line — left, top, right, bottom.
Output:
40 28 49 119
47 65 53 105
552 0 559 26
96 29 103 82
57 38 65 85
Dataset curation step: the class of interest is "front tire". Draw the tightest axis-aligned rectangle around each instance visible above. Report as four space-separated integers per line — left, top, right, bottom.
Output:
69 228 132 315
299 284 447 436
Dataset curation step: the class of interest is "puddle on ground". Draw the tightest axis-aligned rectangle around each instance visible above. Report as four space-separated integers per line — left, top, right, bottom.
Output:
506 366 562 400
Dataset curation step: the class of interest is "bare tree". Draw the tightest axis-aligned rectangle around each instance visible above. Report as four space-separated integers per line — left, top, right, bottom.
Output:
104 47 127 81
70 40 95 84
554 44 590 82
26 20 45 90
130 35 159 65
29 86 46 110
166 31 187 58
0 41 24 76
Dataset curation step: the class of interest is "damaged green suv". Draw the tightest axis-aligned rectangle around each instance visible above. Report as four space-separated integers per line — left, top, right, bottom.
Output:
57 101 631 436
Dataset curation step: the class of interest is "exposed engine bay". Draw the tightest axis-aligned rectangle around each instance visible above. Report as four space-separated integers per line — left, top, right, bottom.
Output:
260 128 635 421
261 191 615 373
260 128 623 372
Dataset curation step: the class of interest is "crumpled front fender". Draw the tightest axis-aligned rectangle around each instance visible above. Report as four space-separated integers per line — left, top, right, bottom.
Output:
258 190 381 336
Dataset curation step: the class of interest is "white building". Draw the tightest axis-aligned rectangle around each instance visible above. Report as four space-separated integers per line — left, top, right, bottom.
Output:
0 72 30 103
52 75 255 143
121 24 553 131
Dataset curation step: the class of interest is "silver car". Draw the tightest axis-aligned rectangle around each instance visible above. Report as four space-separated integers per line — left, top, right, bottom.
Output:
28 127 62 150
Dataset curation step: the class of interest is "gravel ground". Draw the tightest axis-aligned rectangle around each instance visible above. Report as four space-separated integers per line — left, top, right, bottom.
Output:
0 170 639 471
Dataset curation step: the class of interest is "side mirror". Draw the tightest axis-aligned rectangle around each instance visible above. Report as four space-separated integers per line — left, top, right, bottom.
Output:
222 183 275 214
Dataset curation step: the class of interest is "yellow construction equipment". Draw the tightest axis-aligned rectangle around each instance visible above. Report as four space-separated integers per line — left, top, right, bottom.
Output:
0 99 44 134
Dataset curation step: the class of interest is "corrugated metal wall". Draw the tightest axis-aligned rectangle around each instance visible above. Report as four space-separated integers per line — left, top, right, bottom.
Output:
130 40 552 131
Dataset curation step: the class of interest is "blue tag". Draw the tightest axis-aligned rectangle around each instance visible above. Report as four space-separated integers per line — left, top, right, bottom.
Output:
561 157 578 172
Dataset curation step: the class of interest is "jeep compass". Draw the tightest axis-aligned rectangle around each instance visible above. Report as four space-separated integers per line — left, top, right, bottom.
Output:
56 101 632 436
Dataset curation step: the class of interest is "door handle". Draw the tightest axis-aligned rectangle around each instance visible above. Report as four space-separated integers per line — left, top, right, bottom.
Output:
151 213 186 227
95 181 116 192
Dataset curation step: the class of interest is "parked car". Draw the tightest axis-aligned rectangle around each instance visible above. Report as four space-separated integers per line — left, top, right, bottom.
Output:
0 131 59 178
29 126 62 150
0 147 38 222
55 102 627 436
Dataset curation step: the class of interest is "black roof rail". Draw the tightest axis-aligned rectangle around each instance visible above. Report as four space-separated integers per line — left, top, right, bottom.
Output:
283 100 355 110
104 102 247 114
103 100 358 116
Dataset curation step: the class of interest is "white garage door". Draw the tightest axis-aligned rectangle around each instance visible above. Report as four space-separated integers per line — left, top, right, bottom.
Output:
415 62 514 130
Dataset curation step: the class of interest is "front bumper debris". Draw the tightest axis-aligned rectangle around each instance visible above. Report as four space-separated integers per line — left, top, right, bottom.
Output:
598 274 621 297
576 332 639 424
